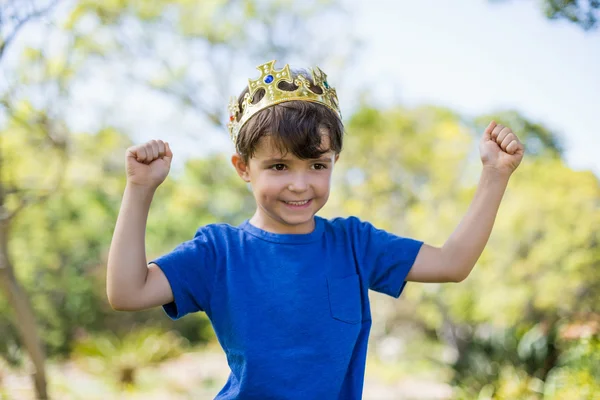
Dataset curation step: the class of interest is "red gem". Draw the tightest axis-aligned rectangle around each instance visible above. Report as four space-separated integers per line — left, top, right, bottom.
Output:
230 115 235 121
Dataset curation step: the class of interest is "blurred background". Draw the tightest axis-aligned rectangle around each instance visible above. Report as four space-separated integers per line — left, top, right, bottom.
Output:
1 0 599 399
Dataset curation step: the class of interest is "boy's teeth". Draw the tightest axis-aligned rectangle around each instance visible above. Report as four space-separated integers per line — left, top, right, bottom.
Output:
286 200 309 205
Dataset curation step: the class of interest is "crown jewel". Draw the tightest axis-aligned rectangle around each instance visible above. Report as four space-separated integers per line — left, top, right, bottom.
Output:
227 60 341 144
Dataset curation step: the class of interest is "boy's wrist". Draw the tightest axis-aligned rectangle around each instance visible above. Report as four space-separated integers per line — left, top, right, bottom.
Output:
125 182 157 200
481 165 512 183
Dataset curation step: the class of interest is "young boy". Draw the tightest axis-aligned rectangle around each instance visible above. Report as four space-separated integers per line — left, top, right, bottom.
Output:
107 61 524 399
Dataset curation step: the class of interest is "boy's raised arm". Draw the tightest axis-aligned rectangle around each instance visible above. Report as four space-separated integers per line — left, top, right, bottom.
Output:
106 140 174 311
407 121 525 283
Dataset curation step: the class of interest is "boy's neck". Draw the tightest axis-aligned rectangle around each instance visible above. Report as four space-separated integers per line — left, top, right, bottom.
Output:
249 211 316 235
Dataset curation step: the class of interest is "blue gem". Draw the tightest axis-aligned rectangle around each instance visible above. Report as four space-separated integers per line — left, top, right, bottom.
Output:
264 74 274 84
323 81 329 89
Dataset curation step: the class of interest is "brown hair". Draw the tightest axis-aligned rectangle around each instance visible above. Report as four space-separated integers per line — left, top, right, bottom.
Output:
234 69 344 162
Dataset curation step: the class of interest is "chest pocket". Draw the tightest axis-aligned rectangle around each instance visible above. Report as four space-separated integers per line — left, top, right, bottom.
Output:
327 274 362 324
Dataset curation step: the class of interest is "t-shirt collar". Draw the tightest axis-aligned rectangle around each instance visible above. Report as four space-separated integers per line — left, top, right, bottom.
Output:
240 216 324 244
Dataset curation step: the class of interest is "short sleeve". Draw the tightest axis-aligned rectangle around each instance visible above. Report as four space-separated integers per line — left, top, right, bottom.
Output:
150 227 216 320
352 218 423 298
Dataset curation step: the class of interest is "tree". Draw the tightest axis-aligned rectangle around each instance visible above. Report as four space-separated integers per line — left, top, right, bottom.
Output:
0 2 62 398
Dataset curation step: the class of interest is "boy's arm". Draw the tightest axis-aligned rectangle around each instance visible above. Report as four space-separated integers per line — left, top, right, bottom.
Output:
407 121 524 283
408 168 508 282
106 140 174 311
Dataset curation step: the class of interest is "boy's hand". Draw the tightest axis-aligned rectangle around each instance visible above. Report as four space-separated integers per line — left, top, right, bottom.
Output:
126 140 173 189
480 121 524 176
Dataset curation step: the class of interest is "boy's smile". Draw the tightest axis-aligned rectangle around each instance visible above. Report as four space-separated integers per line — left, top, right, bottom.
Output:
232 134 339 234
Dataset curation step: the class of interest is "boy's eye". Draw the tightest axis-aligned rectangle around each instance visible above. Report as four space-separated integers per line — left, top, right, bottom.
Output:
271 164 286 171
313 163 327 170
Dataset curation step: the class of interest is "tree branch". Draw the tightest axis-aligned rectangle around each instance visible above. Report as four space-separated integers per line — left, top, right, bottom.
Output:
0 0 60 60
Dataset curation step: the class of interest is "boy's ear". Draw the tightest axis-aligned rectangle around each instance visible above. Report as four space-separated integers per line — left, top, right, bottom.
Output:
334 153 340 163
231 153 251 182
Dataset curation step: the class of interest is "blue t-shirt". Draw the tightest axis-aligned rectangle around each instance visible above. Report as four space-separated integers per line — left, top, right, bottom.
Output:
151 216 423 400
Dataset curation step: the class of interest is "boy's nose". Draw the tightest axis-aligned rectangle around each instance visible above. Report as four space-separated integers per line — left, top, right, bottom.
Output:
288 173 309 192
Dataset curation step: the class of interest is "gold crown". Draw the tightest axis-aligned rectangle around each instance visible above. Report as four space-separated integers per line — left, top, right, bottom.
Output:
227 60 341 144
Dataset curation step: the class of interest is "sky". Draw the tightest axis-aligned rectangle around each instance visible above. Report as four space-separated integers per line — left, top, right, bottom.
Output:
345 0 600 174
8 0 600 175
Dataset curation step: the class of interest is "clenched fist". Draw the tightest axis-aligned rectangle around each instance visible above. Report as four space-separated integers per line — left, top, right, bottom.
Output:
126 139 173 188
480 121 525 176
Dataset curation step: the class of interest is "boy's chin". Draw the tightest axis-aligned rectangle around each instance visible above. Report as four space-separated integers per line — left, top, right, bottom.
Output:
275 208 310 221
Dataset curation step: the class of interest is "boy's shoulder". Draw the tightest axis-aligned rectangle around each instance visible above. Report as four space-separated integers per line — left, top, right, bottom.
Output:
326 215 364 226
189 222 243 244
323 215 375 232
193 222 240 235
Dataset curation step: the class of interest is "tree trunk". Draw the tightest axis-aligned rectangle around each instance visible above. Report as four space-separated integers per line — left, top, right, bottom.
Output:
0 220 49 400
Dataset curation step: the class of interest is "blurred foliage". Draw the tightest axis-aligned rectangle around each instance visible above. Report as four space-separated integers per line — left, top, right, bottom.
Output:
540 0 599 31
543 336 600 399
495 0 600 31
72 327 187 387
63 0 355 127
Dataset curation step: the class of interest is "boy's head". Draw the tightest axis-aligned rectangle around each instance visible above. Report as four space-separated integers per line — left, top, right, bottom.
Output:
228 61 344 234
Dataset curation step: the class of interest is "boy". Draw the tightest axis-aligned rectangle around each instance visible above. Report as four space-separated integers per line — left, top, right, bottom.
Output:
107 61 524 399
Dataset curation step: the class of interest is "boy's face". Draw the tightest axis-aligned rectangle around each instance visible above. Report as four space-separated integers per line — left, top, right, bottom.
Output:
232 134 339 234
